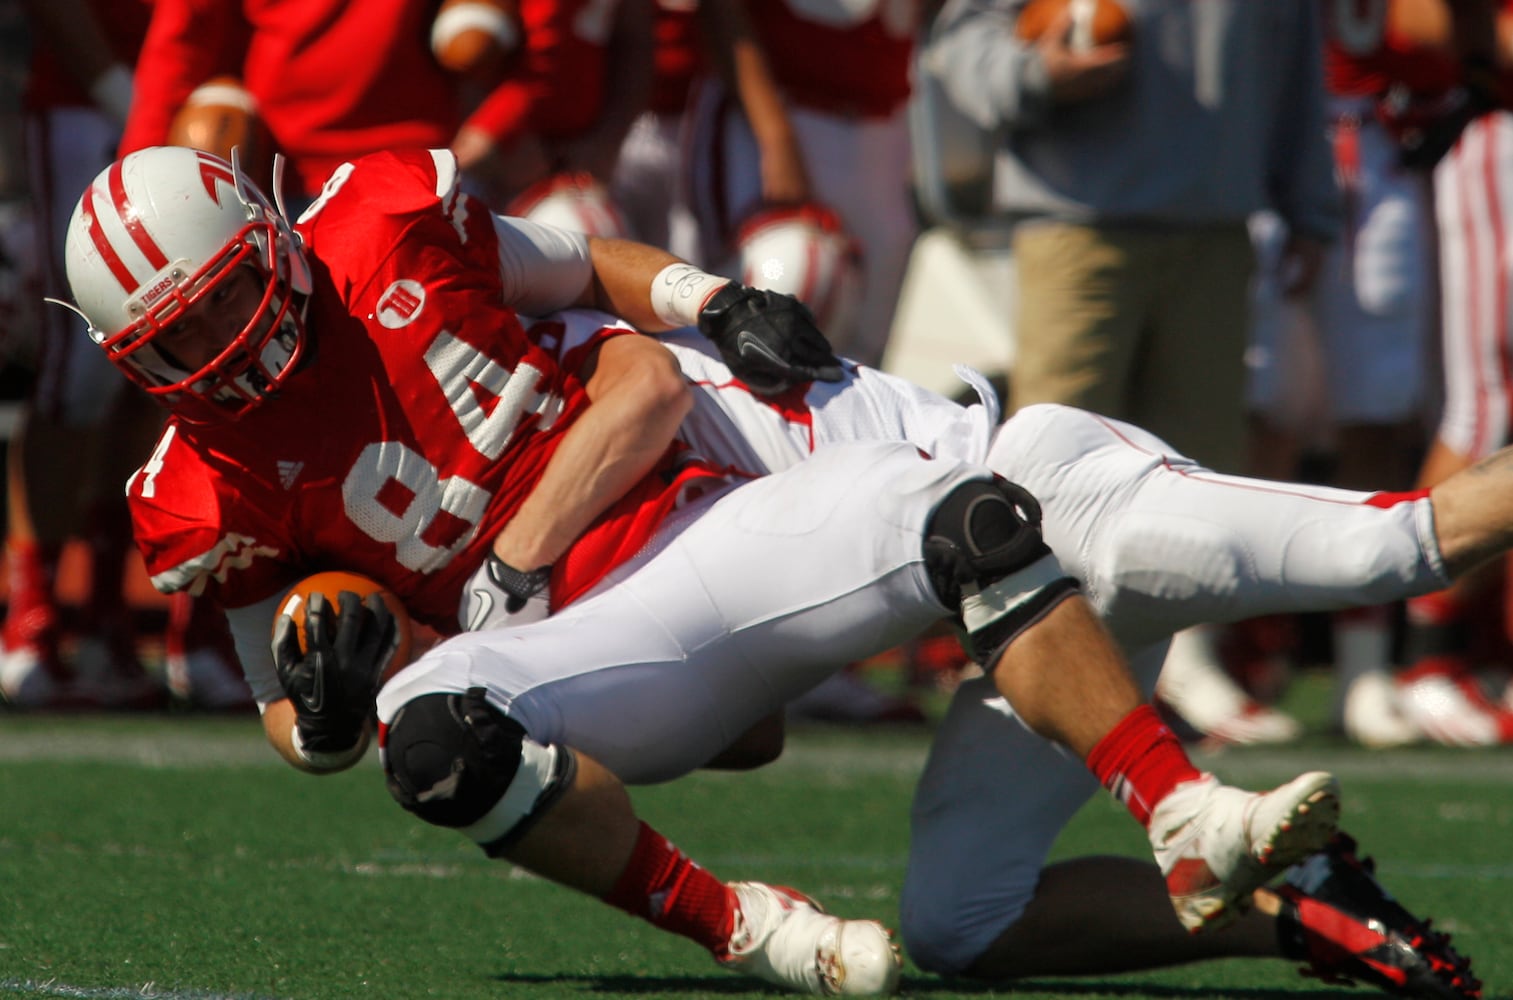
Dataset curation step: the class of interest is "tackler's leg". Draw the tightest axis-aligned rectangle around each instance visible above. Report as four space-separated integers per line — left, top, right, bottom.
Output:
918 474 1340 936
987 404 1450 652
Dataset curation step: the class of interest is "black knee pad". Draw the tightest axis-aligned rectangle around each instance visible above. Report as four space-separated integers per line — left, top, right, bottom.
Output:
924 477 1079 665
383 688 529 830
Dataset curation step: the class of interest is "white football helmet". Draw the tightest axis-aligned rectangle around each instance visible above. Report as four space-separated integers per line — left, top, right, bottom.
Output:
504 171 633 239
63 145 312 422
730 203 862 336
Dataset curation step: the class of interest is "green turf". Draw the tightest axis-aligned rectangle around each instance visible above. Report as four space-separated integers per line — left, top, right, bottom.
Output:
1 700 1511 999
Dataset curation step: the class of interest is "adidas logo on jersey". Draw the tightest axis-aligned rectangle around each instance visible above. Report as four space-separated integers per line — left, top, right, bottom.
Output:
277 460 305 490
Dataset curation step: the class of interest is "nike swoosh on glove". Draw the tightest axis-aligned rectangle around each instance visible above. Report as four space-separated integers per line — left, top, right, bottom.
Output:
697 282 844 395
273 589 397 755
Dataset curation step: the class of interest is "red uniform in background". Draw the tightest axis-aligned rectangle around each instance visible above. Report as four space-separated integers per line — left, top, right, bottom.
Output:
122 0 462 199
468 0 621 146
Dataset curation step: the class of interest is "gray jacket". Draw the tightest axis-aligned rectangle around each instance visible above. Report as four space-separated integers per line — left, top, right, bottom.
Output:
925 0 1340 239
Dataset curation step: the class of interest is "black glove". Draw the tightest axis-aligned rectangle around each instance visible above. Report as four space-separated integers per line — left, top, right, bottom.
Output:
697 282 844 395
487 556 552 616
272 589 397 755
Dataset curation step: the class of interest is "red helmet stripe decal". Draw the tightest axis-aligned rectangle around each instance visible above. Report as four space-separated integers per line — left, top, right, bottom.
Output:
108 157 170 272
81 187 139 294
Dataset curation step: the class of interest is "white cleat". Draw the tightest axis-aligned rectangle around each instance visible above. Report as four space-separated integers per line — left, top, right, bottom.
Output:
1397 669 1513 747
1150 771 1341 934
722 881 901 996
0 642 80 709
1156 628 1302 746
1338 669 1420 748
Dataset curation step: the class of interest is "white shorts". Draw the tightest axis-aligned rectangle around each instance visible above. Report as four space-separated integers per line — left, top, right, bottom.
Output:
378 440 967 786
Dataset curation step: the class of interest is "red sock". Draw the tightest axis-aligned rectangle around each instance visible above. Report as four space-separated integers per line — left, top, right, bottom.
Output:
602 822 737 957
1406 588 1463 628
3 538 61 649
1085 705 1203 827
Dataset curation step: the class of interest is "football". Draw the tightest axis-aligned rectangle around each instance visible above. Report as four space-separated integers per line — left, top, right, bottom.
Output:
431 0 519 81
274 571 414 671
166 76 270 168
1014 0 1132 49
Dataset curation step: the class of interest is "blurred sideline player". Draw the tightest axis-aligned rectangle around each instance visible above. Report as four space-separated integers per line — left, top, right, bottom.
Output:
64 144 1486 997
458 0 655 241
610 0 702 255
0 0 178 710
1232 0 1467 748
124 0 471 211
1392 0 1513 745
686 0 919 368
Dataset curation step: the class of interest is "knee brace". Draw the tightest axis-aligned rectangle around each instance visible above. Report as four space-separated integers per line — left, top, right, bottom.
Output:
923 477 1079 667
383 688 576 857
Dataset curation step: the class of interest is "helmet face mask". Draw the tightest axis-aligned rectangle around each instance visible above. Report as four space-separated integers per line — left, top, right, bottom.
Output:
66 146 312 423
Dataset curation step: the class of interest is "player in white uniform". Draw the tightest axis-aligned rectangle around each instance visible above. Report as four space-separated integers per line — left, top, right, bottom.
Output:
66 147 1482 996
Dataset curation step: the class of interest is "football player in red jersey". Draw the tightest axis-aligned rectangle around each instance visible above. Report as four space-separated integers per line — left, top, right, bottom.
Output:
123 0 470 204
61 143 1502 996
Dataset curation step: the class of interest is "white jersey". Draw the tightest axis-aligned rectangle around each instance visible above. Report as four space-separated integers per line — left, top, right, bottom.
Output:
378 310 1449 975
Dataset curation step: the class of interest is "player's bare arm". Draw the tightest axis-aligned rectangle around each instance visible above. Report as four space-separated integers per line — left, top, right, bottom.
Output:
489 333 692 573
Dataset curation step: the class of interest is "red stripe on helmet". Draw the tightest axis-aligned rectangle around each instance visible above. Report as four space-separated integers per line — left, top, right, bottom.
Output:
81 186 140 294
108 157 170 272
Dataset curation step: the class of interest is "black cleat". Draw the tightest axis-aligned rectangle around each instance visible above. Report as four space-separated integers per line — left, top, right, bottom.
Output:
1276 832 1481 999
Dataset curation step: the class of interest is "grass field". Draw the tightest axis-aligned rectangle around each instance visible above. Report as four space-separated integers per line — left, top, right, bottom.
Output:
3 672 1512 1000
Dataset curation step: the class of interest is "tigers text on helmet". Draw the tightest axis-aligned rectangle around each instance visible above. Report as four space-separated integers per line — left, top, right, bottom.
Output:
729 203 863 337
63 145 313 423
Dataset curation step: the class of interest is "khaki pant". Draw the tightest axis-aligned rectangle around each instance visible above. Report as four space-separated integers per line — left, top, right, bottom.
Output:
1010 221 1254 472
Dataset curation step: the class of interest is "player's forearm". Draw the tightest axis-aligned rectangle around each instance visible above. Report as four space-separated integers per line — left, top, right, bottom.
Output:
491 338 692 570
584 237 722 332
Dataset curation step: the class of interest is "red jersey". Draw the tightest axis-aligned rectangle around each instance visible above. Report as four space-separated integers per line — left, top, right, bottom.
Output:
747 0 917 118
1323 0 1459 98
126 149 722 631
651 0 703 114
23 0 151 112
122 0 461 198
465 0 620 144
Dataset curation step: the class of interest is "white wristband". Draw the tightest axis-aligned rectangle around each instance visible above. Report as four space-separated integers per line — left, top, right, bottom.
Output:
89 63 134 128
650 263 729 329
291 725 369 772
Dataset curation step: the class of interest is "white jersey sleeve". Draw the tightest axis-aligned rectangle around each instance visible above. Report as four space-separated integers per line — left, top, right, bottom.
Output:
226 594 288 713
492 214 593 316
